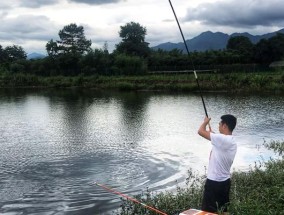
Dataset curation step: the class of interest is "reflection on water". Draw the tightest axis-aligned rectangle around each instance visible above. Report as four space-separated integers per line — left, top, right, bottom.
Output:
0 89 283 214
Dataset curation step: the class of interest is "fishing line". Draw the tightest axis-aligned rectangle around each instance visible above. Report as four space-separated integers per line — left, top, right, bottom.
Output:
168 0 209 117
94 182 168 215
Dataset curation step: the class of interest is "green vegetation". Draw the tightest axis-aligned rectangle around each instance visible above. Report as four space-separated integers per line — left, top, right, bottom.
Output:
0 72 283 93
117 140 284 215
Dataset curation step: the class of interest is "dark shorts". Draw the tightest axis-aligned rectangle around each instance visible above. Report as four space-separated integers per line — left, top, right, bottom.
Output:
201 178 231 213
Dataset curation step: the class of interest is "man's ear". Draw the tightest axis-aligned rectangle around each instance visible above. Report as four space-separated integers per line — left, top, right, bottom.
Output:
223 123 231 132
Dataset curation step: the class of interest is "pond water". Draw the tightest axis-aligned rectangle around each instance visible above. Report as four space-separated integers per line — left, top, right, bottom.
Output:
0 89 283 214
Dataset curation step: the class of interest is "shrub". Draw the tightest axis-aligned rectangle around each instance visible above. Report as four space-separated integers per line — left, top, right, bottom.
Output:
113 54 147 75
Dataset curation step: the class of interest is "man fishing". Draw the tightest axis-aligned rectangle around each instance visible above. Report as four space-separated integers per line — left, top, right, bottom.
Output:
198 114 237 213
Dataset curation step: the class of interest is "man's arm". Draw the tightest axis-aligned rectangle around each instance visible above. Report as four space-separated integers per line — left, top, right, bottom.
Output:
198 117 211 140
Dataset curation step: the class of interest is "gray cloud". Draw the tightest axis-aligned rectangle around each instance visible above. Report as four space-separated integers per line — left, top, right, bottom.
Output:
0 11 8 19
1 0 123 9
67 0 123 5
0 0 60 9
19 0 60 8
184 0 284 28
0 15 59 42
0 2 12 9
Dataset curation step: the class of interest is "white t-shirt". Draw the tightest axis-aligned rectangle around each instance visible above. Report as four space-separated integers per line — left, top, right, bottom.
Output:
207 133 237 182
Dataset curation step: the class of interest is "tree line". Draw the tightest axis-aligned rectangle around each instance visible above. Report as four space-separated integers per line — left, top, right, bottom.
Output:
1 22 284 76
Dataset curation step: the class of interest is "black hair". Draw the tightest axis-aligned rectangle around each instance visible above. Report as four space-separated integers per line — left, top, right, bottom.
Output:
221 114 237 132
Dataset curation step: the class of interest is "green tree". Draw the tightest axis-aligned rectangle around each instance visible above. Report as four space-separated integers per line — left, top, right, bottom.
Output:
115 22 150 57
227 36 254 63
269 33 284 61
254 33 284 64
56 23 91 55
46 39 59 57
0 45 6 62
112 54 147 75
44 23 92 75
80 48 111 75
103 41 109 54
254 39 272 64
227 36 253 51
4 45 27 62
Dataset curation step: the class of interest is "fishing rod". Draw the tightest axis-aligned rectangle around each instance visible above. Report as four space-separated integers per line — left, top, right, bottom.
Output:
94 182 168 215
168 0 209 118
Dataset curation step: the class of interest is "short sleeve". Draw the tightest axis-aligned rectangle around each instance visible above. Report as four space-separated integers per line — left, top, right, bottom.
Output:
210 133 223 148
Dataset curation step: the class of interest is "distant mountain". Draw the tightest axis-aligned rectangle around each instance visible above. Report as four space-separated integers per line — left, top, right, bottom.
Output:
27 52 46 60
151 28 284 52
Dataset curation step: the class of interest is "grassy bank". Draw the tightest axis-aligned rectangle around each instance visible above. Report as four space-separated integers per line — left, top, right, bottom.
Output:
117 140 284 215
0 71 283 93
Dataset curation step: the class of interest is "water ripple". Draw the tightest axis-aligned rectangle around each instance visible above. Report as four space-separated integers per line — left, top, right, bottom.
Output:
0 89 283 214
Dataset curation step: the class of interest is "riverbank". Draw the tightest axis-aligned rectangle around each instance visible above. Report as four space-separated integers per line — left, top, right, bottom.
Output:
0 71 283 93
117 140 284 215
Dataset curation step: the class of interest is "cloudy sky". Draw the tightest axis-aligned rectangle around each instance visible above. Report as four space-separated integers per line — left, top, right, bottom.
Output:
1 0 284 55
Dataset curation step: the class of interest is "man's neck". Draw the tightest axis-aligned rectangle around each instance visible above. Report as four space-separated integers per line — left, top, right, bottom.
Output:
221 130 232 135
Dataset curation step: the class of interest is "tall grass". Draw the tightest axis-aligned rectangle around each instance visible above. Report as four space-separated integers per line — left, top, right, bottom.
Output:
117 140 284 215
